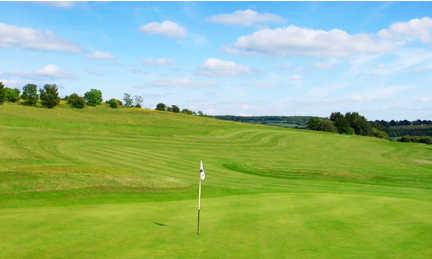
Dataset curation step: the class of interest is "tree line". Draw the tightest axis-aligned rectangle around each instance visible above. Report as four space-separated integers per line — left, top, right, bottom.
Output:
307 112 389 139
307 112 432 145
0 82 204 115
375 119 432 127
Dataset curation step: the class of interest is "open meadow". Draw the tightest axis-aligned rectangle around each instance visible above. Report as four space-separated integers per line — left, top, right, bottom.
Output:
1 103 432 258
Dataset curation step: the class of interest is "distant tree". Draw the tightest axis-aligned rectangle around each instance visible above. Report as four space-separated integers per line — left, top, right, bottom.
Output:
21 84 38 105
134 95 143 108
370 121 386 131
307 117 322 130
320 119 338 133
181 108 193 115
39 84 60 108
197 111 205 116
4 88 20 103
107 98 122 108
5 88 21 103
68 93 85 109
123 93 133 107
330 112 353 134
0 82 5 104
371 128 389 139
345 112 372 136
155 103 167 111
171 105 180 113
84 89 102 106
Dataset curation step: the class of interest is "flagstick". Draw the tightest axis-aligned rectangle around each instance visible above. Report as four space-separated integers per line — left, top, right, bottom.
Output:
197 179 201 235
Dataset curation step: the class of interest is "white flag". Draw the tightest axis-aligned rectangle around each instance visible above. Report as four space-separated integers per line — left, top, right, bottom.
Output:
200 160 205 181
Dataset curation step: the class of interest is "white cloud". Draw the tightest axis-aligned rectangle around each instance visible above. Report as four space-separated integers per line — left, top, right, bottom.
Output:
417 96 432 102
151 77 215 88
314 59 339 70
207 9 284 26
378 17 432 44
87 51 115 59
411 63 432 72
44 2 75 8
139 21 187 38
142 58 173 66
350 49 432 76
349 54 379 75
227 25 395 57
314 62 334 70
0 22 82 53
0 79 22 88
86 70 103 77
288 74 303 87
2 64 77 80
289 74 303 81
307 84 346 99
351 86 409 102
196 58 253 77
276 62 305 72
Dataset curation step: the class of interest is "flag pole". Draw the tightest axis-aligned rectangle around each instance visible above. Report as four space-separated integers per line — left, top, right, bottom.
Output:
197 178 201 235
197 160 205 235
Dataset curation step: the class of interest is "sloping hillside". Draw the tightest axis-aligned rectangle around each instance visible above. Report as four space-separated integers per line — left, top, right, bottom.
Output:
1 103 432 258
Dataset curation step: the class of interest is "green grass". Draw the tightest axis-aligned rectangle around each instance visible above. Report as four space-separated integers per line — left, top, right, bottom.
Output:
1 103 432 258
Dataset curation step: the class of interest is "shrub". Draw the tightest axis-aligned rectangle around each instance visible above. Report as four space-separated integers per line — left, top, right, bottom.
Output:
155 103 167 111
419 137 432 145
399 136 412 142
40 84 60 108
398 135 432 145
68 93 85 109
84 89 102 106
22 84 38 105
107 98 122 108
0 82 4 104
181 109 193 115
320 119 338 133
371 128 389 139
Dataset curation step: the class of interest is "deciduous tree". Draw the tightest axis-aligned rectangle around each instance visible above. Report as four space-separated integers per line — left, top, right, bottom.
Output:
84 89 103 106
22 84 38 106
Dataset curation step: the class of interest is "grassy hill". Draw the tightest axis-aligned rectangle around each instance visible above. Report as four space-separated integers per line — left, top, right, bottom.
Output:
1 103 432 258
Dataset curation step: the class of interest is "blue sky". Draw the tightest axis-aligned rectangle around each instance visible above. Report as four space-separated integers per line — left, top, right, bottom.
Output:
1 1 432 120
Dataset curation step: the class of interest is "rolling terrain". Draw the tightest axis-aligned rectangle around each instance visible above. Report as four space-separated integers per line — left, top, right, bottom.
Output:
1 103 432 258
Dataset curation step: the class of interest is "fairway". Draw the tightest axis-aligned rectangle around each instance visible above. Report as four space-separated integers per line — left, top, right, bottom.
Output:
1 103 432 258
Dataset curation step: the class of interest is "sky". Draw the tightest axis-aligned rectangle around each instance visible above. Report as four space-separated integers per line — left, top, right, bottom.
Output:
0 1 432 120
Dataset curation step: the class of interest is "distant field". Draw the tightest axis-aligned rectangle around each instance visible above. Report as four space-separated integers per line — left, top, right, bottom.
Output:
1 103 432 258
212 115 312 128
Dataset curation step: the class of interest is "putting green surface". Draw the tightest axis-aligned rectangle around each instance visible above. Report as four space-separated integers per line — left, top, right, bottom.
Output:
1 103 432 258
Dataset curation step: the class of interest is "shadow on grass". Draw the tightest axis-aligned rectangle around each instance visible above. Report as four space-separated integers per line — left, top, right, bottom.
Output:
153 222 167 227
